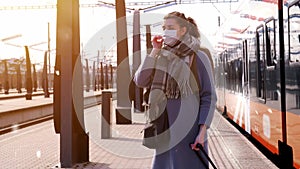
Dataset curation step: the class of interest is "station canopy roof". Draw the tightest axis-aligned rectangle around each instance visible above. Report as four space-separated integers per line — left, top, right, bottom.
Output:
214 0 290 52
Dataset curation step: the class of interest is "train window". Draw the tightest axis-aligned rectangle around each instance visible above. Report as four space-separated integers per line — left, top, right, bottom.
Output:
265 18 276 66
288 3 300 62
256 25 266 101
243 40 249 83
265 26 272 66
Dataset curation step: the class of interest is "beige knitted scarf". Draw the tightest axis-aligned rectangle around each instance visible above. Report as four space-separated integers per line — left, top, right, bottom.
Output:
148 33 200 121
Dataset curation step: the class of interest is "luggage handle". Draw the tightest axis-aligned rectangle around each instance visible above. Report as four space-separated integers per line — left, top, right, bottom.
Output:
192 143 218 169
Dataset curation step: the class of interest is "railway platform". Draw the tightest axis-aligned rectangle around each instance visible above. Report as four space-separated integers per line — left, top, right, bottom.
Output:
0 96 278 169
0 89 53 100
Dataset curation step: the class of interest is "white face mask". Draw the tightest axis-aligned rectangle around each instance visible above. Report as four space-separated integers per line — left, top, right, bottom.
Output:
163 30 178 46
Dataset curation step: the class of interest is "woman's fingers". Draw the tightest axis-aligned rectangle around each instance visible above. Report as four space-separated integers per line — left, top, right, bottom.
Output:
152 35 163 49
152 35 163 42
190 143 200 151
191 133 205 151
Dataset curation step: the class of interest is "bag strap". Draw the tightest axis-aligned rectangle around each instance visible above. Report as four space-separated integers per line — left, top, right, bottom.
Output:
190 52 201 92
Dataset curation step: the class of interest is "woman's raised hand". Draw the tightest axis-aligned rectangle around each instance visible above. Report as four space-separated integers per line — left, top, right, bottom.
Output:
152 35 164 49
148 35 164 58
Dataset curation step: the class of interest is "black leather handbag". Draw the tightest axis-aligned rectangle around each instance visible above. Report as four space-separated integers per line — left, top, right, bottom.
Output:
142 109 170 149
142 122 157 149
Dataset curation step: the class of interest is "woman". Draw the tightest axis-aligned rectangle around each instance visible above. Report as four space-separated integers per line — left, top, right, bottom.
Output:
134 11 217 169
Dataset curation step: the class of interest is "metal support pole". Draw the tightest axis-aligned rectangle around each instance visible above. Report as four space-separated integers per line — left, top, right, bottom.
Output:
93 61 96 91
56 0 89 167
97 50 100 90
142 25 153 105
16 63 22 93
48 22 51 89
43 51 50 97
100 61 104 90
110 64 113 88
145 25 153 53
54 49 61 134
132 9 143 112
85 59 90 92
105 64 109 89
115 0 132 124
33 64 37 92
101 91 112 139
25 46 32 100
3 60 9 94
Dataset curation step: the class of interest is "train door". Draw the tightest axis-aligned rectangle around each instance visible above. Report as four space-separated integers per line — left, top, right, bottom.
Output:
287 0 300 110
218 50 228 114
242 40 251 133
254 23 280 154
286 1 300 168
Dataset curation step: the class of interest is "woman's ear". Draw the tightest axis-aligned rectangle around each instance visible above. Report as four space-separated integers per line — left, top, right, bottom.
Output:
179 27 187 37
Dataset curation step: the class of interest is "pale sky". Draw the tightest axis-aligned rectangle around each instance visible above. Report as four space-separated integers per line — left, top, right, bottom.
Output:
0 0 239 70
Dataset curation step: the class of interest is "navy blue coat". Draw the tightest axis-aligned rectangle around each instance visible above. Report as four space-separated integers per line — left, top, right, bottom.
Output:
134 50 217 169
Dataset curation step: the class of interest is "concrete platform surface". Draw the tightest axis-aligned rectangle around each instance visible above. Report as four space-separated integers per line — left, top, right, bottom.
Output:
0 101 278 169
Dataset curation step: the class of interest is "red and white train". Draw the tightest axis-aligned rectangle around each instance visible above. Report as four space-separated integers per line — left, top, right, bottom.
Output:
215 0 300 168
